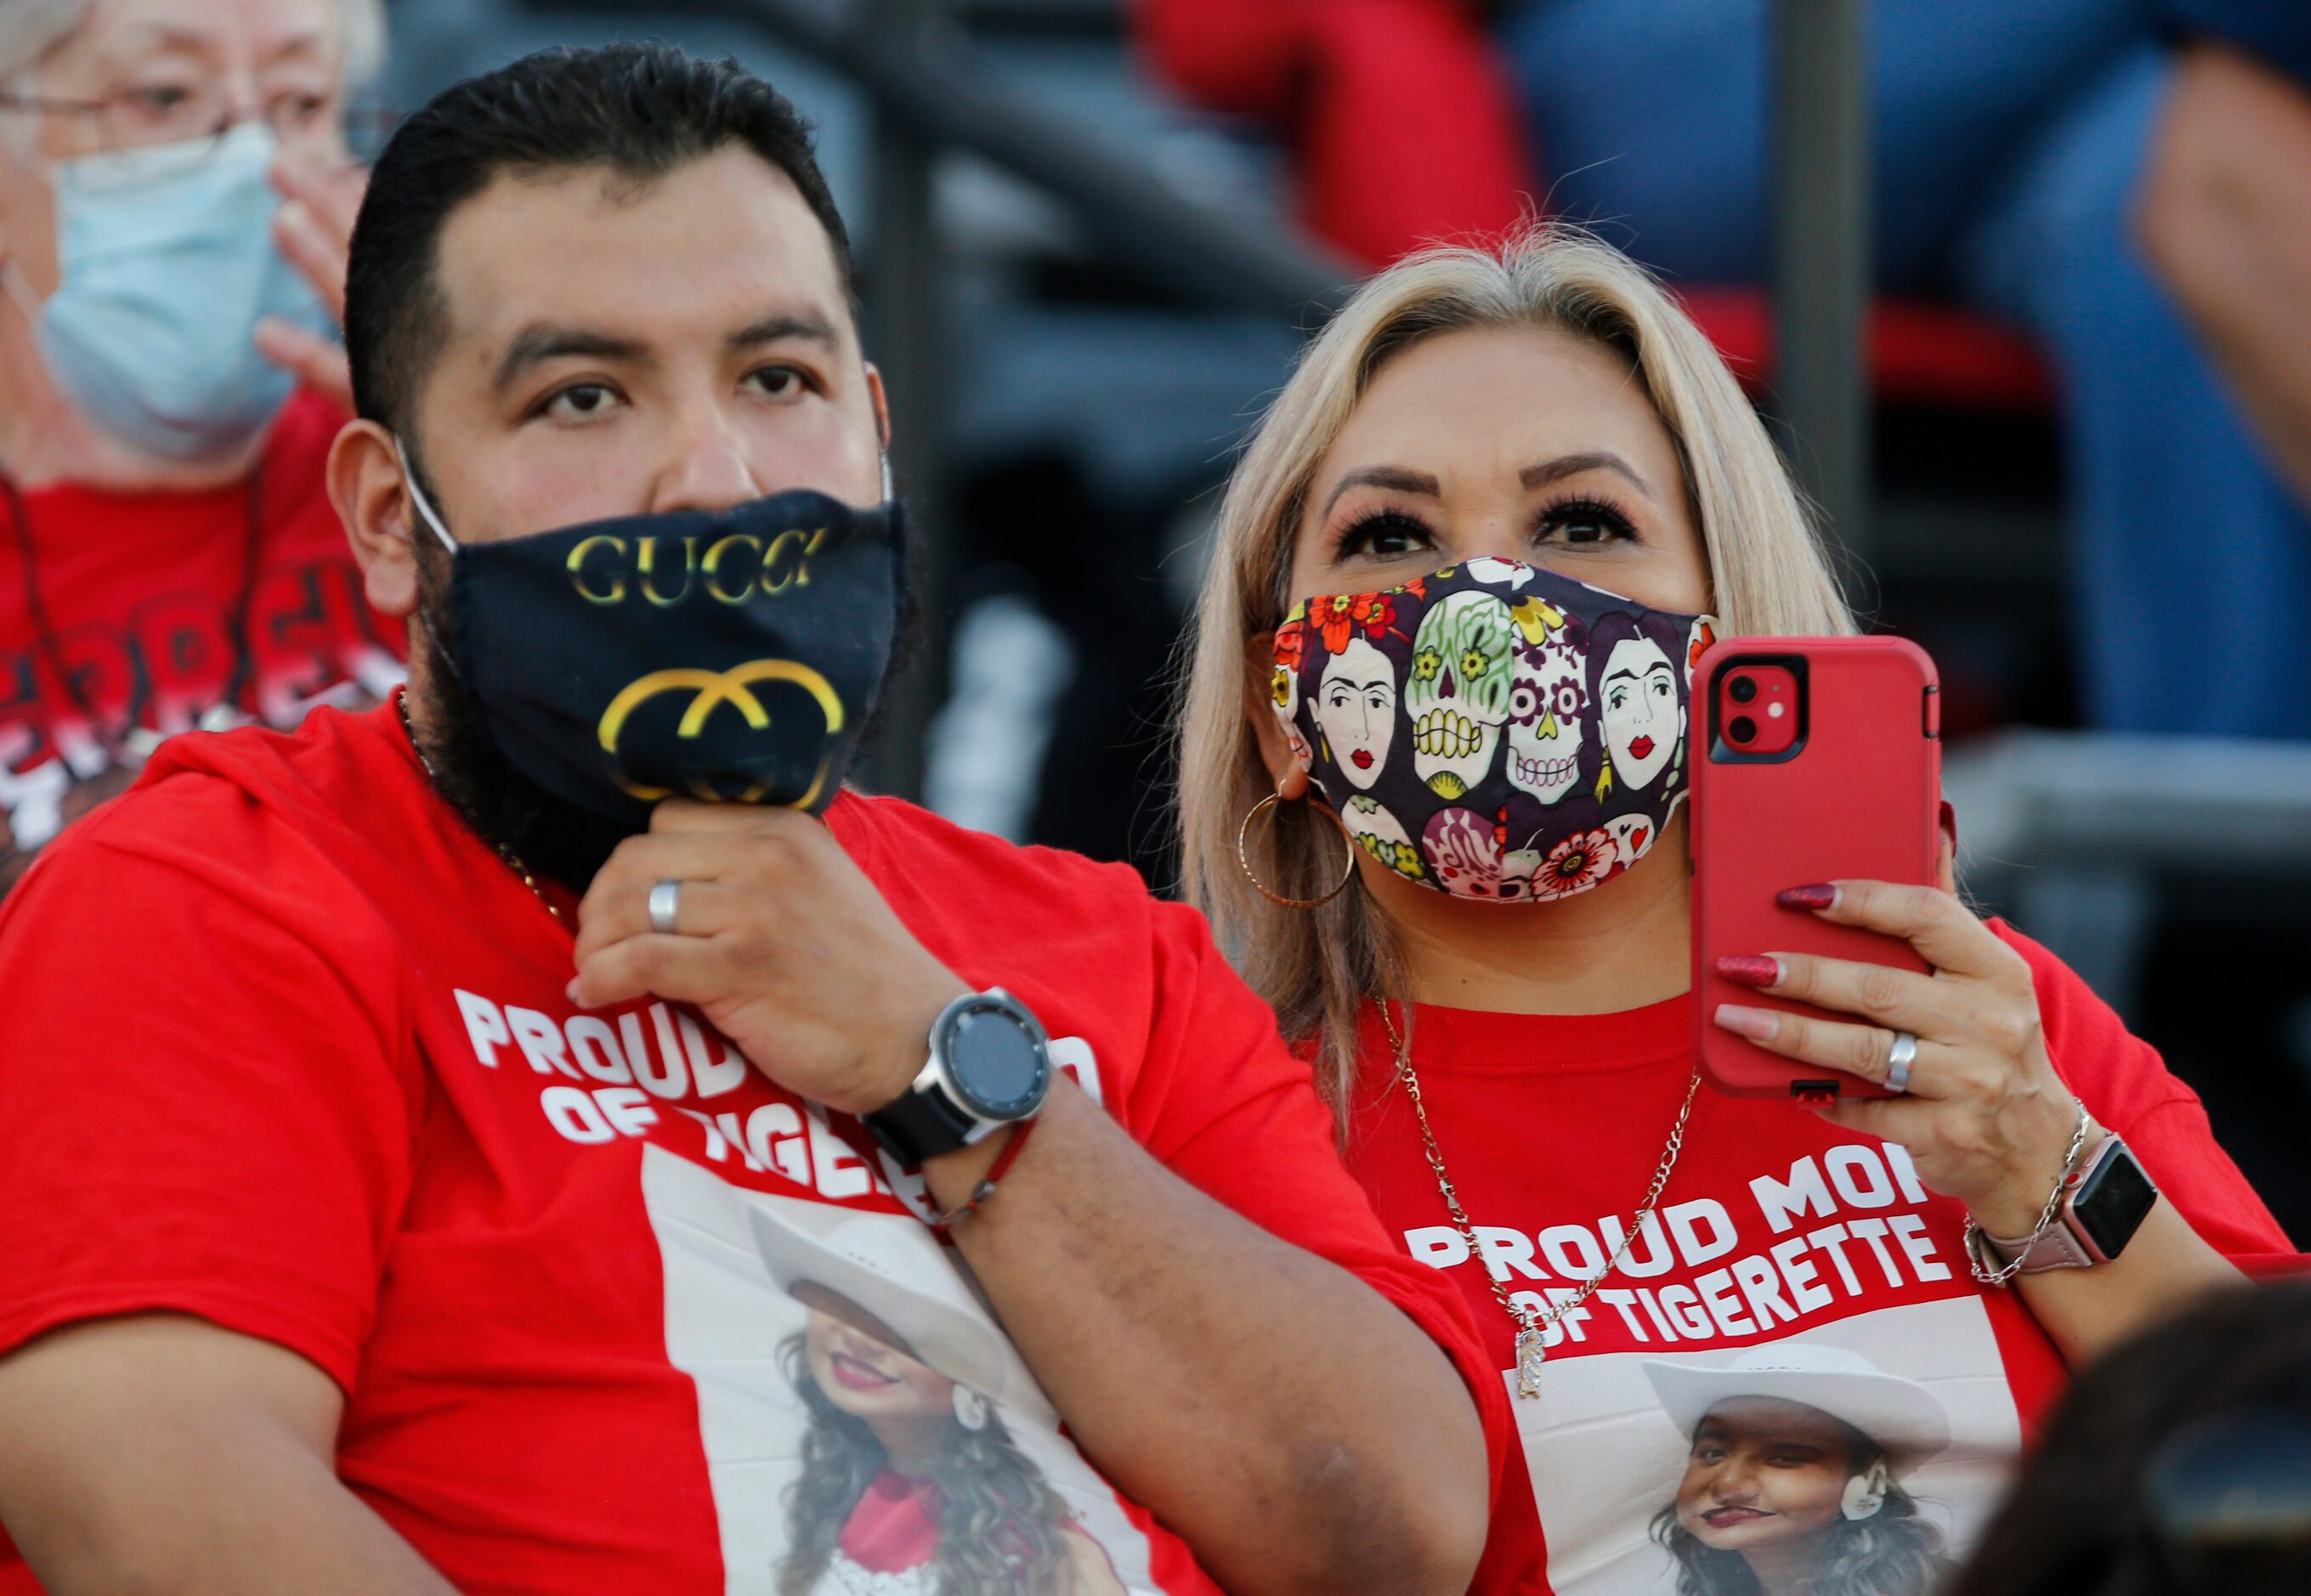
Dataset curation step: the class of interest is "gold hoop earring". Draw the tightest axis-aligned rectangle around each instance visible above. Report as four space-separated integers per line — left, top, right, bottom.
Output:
1237 785 1359 908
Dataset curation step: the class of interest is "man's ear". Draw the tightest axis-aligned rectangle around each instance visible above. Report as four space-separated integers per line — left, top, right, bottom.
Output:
864 361 892 452
1242 632 1308 801
328 418 423 620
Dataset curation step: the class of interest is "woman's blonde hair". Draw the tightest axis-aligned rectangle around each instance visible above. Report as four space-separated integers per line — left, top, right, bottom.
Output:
1177 224 1855 1129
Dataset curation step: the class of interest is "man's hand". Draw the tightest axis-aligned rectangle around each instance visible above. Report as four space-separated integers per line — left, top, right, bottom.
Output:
571 800 968 1113
257 149 366 413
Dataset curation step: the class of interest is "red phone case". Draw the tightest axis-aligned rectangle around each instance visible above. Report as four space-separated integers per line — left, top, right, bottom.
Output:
1690 637 1941 1099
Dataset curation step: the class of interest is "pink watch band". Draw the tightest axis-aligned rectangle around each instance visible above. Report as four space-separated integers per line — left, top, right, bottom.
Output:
1969 1135 2123 1274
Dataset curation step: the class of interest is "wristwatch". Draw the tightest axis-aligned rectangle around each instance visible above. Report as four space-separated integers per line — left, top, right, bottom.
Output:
863 988 1053 1170
1967 1134 2161 1274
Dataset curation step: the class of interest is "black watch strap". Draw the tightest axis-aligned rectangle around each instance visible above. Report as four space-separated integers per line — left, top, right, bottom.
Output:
864 1077 979 1169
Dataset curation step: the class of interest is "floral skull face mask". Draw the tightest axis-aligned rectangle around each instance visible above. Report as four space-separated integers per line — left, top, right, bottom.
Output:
1272 558 1715 903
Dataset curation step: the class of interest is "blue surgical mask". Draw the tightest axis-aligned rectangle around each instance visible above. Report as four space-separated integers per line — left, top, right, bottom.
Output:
28 122 330 461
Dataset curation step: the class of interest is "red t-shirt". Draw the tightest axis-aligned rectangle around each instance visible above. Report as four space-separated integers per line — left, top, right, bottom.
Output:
0 391 405 860
1341 944 2296 1595
0 700 1504 1595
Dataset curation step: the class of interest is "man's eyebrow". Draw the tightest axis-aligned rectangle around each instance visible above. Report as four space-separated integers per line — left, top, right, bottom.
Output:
492 325 652 393
1605 665 1644 684
1521 451 1653 498
726 311 840 353
1319 467 1441 523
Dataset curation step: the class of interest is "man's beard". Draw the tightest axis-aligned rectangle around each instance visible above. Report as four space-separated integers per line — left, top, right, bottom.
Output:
408 552 632 893
403 535 920 894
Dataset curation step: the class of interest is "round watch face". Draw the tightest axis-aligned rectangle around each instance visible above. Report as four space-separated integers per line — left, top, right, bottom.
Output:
946 999 1050 1119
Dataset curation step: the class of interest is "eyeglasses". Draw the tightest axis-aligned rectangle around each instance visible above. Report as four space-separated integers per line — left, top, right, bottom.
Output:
0 82 399 176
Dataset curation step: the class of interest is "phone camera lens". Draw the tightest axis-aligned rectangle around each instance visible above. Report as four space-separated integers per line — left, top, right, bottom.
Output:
1728 675 1759 704
1728 715 1759 744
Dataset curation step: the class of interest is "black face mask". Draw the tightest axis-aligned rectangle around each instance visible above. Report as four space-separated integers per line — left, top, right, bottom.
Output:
401 447 904 834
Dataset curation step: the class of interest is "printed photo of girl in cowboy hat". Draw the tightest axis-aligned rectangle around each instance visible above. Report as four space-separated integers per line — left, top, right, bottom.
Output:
751 1205 1129 1596
1643 1344 1955 1596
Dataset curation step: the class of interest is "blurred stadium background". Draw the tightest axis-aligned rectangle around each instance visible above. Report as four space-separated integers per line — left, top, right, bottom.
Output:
371 0 2311 1235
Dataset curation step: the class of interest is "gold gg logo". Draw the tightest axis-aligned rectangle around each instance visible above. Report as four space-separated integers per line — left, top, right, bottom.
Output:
596 659 845 808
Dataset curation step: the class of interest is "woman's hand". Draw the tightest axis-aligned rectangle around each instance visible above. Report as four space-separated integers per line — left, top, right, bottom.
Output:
255 149 366 414
1709 880 2091 1235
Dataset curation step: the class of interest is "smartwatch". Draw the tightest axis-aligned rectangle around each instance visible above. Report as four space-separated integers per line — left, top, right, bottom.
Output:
1970 1134 2161 1273
863 988 1052 1170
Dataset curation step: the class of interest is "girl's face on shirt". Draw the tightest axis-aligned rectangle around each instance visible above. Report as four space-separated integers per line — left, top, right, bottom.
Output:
1674 1397 1856 1553
1284 325 1713 624
798 1287 954 1422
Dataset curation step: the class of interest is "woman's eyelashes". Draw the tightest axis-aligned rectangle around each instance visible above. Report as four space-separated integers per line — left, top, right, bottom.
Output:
1534 494 1640 548
1328 492 1642 564
1330 507 1438 562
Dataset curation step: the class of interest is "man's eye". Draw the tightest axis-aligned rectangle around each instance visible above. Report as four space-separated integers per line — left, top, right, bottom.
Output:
542 384 620 420
747 365 808 399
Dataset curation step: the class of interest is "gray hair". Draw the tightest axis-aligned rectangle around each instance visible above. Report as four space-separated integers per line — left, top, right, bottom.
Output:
0 0 387 88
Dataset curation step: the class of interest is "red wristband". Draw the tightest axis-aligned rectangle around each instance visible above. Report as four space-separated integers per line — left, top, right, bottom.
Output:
928 1117 1037 1234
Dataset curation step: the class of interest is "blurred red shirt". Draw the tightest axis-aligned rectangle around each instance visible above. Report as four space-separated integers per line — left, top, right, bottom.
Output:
0 389 405 866
1134 0 1536 268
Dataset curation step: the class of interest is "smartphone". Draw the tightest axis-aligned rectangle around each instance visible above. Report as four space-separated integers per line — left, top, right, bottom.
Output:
1690 636 1940 1100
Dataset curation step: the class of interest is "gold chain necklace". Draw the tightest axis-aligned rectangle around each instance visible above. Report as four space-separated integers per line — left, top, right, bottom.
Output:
395 693 568 929
1377 998 1701 1399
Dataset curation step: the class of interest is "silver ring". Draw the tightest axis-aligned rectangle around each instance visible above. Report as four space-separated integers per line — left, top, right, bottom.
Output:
1885 1030 1919 1094
648 879 683 937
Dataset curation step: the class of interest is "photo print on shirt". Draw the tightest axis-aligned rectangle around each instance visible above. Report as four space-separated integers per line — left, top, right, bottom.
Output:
1518 1296 2021 1595
640 1151 1158 1596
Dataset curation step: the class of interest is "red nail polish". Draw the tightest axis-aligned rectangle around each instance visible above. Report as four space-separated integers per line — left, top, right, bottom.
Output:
1776 884 1838 911
1715 955 1782 988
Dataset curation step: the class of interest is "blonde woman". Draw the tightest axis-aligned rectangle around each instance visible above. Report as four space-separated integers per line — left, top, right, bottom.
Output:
1177 225 2295 1593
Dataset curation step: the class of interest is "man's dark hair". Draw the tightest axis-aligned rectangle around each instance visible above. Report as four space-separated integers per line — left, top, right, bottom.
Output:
346 42 855 435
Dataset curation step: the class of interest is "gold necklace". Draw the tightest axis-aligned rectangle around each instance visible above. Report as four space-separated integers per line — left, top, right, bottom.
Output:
395 692 568 929
1377 998 1701 1399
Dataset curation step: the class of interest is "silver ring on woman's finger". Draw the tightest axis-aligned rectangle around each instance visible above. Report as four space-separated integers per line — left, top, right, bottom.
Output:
1885 1030 1919 1094
648 879 683 937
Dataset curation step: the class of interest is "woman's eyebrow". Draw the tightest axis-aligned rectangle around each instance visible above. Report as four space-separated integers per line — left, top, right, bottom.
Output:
1318 466 1440 522
1521 451 1653 498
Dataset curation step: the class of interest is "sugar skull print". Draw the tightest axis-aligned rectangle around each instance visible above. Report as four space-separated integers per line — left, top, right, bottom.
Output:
1464 556 1535 591
1506 617 1589 805
1311 637 1396 791
1422 806 1540 901
1342 795 1425 882
1408 589 1517 799
1269 605 1314 775
1604 810 1662 873
1274 557 1710 903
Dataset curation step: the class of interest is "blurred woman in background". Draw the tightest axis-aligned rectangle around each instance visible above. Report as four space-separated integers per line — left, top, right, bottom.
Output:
0 0 403 892
1947 1279 2311 1596
1175 225 2295 1592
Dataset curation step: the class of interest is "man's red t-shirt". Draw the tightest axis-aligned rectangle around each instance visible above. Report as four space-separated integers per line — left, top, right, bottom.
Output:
1341 948 2296 1595
0 391 405 859
0 700 1506 1595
